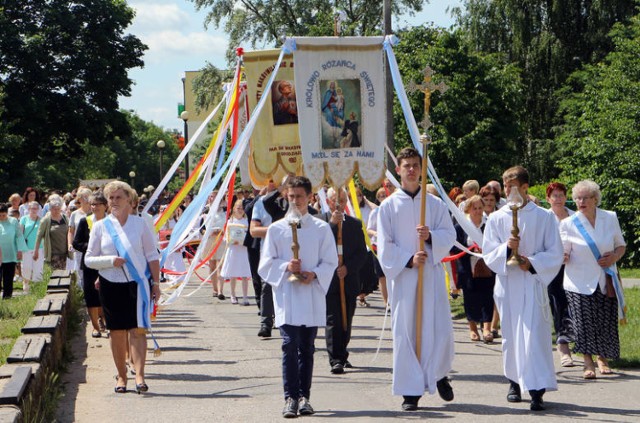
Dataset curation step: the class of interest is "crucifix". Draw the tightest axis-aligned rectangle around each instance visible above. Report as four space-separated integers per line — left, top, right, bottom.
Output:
406 66 448 361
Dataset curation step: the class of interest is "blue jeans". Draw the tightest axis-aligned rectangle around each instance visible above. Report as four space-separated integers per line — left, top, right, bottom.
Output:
279 324 317 400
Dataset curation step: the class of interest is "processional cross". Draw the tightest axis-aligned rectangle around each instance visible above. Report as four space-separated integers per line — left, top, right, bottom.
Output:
405 66 448 362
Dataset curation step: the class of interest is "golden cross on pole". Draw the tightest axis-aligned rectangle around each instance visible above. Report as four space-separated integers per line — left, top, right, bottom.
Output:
406 66 448 131
406 66 447 363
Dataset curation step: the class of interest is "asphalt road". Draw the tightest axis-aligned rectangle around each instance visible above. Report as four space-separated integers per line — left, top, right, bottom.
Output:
55 280 640 422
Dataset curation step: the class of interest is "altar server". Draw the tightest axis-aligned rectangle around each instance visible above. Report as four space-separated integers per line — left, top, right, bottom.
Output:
482 166 563 411
377 147 456 411
259 176 338 418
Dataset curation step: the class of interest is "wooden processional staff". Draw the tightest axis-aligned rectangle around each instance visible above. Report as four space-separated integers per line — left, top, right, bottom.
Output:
407 66 448 361
336 191 348 332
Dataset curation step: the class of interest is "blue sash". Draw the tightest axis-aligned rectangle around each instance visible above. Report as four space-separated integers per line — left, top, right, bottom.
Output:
104 218 152 329
572 215 626 323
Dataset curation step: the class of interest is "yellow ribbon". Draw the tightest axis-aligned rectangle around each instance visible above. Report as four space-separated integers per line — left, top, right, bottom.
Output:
347 180 377 255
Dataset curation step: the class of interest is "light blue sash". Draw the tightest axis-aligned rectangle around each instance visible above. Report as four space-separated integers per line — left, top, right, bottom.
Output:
104 218 152 329
572 215 626 323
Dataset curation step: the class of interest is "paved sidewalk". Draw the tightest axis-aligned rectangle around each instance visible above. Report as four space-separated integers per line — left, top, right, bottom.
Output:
56 281 640 422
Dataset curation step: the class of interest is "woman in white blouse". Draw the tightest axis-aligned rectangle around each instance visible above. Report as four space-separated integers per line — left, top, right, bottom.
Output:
85 181 160 394
559 180 626 380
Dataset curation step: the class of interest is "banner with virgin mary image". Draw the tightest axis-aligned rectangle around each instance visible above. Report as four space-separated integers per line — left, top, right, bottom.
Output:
243 49 303 187
292 37 386 189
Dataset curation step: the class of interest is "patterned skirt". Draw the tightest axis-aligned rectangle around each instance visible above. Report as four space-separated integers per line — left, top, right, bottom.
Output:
565 289 620 359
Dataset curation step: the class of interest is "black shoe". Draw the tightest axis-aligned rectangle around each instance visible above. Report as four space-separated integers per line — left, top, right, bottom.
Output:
217 293 226 300
282 397 298 418
330 362 344 374
529 389 545 411
344 360 353 368
401 395 420 411
436 377 454 402
257 326 272 338
507 380 522 403
298 397 315 415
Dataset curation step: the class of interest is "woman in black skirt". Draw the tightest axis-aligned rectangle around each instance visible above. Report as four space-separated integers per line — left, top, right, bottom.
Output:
559 180 626 379
73 192 108 338
453 195 495 343
85 181 161 394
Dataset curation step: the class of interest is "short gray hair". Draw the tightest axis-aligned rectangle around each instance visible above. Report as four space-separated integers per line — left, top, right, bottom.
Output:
47 194 64 209
572 180 602 206
76 187 93 203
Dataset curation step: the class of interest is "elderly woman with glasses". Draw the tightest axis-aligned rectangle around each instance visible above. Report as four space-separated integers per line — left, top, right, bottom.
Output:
73 192 108 338
559 180 626 379
34 195 73 270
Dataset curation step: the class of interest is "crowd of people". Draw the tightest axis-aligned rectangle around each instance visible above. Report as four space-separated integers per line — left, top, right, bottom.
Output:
1 155 627 417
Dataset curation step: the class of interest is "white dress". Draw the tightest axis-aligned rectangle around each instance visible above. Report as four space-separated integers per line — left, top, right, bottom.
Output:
377 189 457 396
483 201 564 392
220 217 251 278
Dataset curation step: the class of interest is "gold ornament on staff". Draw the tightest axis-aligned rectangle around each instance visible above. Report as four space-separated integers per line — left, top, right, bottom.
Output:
407 66 448 362
286 205 306 282
506 187 526 267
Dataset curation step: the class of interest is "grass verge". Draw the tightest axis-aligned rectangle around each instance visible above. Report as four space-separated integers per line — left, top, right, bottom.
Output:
620 268 640 279
0 268 51 363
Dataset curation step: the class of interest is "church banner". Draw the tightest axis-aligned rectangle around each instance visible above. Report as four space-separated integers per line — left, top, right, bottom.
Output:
292 37 386 189
244 49 302 187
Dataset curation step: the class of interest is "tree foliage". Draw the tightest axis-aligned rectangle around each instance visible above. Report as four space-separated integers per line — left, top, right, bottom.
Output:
455 0 637 180
556 14 640 266
190 0 424 61
0 0 147 180
392 25 526 186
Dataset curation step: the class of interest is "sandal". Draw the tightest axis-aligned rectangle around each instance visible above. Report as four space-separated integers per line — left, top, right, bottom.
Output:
597 357 613 374
114 376 127 393
470 331 480 342
560 354 574 368
483 331 494 344
136 382 149 394
583 368 596 379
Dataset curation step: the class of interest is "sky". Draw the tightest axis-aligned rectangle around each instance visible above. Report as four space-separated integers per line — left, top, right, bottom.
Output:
118 0 463 132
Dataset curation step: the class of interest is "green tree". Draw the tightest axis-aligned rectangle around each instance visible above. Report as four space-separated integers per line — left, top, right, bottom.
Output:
392 25 526 186
455 0 636 180
0 0 147 182
556 14 640 266
190 0 424 61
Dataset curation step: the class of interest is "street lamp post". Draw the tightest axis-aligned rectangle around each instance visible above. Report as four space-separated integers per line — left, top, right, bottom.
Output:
157 139 166 181
129 171 136 189
180 110 190 182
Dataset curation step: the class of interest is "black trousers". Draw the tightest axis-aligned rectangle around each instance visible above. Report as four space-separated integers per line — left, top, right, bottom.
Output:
247 247 262 310
547 265 572 344
1 262 16 299
260 282 275 328
325 292 357 365
280 324 317 400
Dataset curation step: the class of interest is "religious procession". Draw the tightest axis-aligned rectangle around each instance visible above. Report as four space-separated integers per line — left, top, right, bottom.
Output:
2 1 640 422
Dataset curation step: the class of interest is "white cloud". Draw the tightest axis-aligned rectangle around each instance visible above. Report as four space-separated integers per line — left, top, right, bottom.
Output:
129 2 191 32
141 30 228 64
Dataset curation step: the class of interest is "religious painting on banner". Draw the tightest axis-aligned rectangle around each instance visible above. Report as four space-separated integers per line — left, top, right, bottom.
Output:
293 37 386 190
244 49 303 187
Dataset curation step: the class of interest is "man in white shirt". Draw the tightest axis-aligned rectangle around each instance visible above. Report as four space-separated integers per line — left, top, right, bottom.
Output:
259 176 338 418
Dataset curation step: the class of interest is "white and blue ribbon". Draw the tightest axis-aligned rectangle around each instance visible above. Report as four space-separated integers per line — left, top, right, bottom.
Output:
572 215 626 321
103 218 154 328
383 35 483 247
